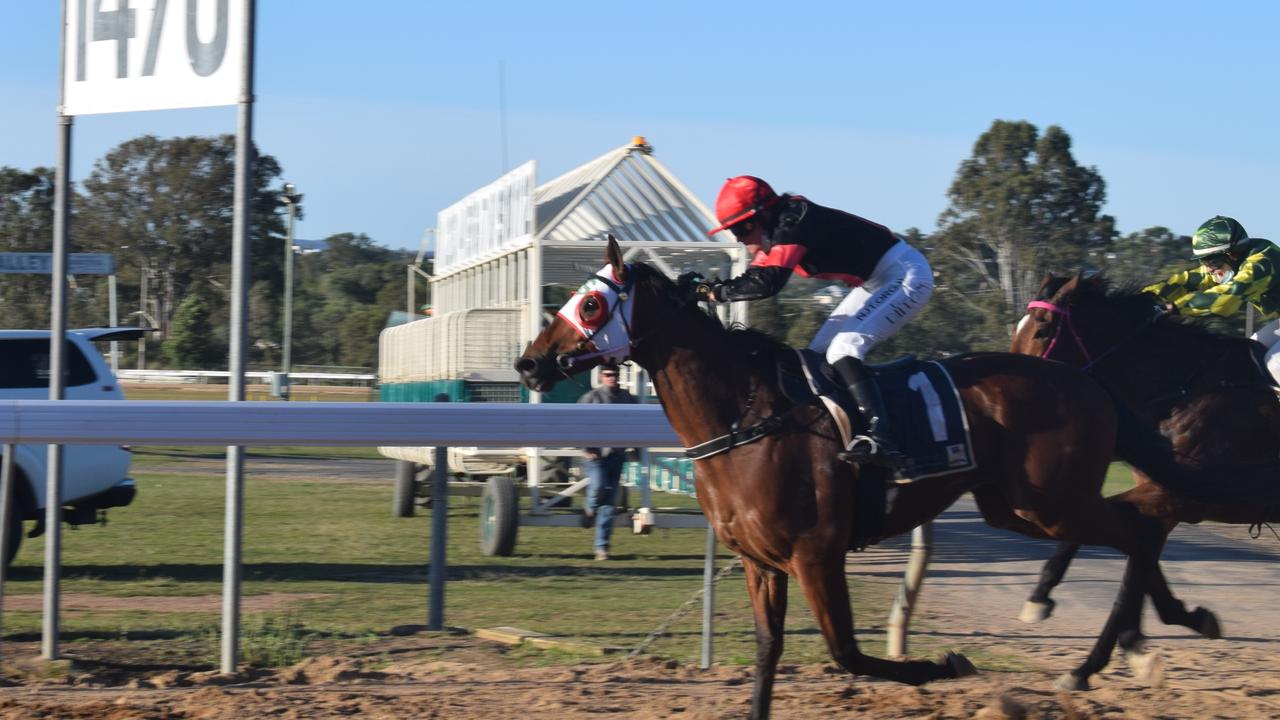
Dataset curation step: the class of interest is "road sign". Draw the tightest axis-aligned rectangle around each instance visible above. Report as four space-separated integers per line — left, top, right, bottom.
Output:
0 253 116 275
62 0 246 116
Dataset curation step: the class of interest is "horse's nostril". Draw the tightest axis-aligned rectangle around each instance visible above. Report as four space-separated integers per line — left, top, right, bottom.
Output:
514 357 536 375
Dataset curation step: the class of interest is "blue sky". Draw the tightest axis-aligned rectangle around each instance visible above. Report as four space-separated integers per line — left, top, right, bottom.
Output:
2 1 1278 252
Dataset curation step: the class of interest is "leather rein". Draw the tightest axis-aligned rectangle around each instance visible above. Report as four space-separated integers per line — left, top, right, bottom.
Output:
552 270 800 461
1026 299 1259 405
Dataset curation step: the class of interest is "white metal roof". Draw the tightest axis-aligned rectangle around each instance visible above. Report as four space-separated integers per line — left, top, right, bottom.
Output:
535 137 732 245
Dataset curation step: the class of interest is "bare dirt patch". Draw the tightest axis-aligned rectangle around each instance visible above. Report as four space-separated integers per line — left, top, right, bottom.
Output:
2 635 1280 719
2 501 1277 718
3 592 330 614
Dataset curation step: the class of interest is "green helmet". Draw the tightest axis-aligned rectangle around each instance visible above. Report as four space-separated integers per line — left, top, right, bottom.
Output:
1190 215 1249 258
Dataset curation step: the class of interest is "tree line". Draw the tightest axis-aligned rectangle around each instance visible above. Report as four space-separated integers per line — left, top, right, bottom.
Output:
749 119 1240 359
0 135 409 370
0 120 1241 372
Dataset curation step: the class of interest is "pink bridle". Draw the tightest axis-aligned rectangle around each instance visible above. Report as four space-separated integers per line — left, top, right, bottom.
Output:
1026 300 1092 363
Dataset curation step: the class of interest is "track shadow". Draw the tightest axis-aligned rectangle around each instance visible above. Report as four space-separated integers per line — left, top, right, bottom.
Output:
3 562 712 584
862 503 1280 567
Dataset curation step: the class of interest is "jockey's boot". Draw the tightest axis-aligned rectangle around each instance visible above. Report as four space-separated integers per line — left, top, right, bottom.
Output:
832 356 904 469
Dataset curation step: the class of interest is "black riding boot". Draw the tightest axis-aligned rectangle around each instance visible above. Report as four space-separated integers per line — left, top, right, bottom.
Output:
832 356 903 468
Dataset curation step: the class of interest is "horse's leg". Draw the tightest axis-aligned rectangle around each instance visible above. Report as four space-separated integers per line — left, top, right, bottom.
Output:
791 557 975 686
969 486 1076 623
1020 542 1080 623
1109 562 1220 687
972 486 1173 690
1057 552 1149 691
741 557 788 720
1142 561 1221 639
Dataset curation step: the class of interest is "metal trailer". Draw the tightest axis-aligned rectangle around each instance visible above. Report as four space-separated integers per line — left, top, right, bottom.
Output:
379 137 747 555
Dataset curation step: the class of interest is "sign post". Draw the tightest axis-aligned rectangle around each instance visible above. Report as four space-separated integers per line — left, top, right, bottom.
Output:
55 0 254 668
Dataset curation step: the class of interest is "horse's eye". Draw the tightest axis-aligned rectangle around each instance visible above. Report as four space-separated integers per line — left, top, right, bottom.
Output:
1032 317 1055 340
578 292 608 329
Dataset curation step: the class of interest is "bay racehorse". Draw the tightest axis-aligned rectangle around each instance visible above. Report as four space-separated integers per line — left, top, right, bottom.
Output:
1011 273 1280 639
516 239 1228 717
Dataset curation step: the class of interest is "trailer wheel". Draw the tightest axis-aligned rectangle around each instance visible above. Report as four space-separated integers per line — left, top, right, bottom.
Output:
480 476 518 556
392 461 418 518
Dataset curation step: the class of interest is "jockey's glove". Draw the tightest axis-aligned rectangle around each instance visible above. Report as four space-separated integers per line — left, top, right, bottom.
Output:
694 281 723 303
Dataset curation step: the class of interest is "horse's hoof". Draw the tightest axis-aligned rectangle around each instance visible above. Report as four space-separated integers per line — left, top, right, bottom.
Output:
942 651 978 678
1193 607 1222 639
1054 673 1089 691
1019 599 1054 624
1124 648 1165 687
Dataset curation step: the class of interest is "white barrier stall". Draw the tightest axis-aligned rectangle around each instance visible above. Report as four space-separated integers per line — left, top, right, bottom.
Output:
386 138 745 550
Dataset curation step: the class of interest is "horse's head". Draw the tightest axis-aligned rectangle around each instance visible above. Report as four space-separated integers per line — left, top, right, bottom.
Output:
1011 271 1162 364
514 237 636 392
515 236 704 392
1010 273 1079 358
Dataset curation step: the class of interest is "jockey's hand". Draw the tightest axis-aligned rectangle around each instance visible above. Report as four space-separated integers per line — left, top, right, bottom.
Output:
694 282 720 303
675 271 705 291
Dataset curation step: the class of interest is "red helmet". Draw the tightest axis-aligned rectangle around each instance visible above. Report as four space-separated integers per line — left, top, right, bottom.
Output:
707 176 779 236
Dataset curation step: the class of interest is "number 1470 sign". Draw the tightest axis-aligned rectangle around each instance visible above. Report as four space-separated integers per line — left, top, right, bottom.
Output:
62 0 245 116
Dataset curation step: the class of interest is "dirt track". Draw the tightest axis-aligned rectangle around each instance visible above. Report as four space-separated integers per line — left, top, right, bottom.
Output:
2 499 1279 718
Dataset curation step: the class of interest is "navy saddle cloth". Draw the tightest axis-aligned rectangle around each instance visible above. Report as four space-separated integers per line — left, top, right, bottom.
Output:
778 350 977 480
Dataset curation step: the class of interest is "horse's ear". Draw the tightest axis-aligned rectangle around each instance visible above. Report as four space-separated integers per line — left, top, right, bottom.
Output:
1061 271 1084 292
606 235 627 282
1037 274 1056 295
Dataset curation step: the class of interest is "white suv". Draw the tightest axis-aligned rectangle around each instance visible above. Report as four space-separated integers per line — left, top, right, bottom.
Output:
0 328 140 565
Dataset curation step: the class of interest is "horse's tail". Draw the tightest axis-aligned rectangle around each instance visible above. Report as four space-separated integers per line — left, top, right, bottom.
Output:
1110 387 1280 503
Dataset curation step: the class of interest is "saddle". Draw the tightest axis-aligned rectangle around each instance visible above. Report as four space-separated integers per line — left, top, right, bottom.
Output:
777 349 977 481
1246 342 1278 389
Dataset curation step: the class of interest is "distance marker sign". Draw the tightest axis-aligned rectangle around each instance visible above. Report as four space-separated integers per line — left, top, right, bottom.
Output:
62 0 246 116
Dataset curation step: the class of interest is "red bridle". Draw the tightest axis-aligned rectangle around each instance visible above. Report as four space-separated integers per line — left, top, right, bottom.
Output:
1026 300 1092 363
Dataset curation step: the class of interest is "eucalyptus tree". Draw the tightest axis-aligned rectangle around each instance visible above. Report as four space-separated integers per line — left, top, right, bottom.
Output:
75 134 290 340
930 120 1115 347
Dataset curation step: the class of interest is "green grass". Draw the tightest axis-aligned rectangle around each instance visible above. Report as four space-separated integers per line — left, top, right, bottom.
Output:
9 383 1127 671
1103 463 1139 497
4 464 906 667
0 453 1141 671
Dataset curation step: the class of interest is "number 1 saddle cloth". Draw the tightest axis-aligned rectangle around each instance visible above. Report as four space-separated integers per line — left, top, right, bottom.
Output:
779 350 977 481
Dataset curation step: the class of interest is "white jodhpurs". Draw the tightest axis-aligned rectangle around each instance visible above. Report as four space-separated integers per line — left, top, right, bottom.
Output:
1250 317 1280 386
809 240 934 364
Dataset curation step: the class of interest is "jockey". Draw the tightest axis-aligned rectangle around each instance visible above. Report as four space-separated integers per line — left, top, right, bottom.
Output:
1144 215 1280 385
700 175 934 467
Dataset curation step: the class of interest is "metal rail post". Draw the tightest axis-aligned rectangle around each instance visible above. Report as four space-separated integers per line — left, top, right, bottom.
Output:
0 444 14 659
886 522 933 658
700 526 716 669
427 397 450 630
221 0 257 675
43 107 72 661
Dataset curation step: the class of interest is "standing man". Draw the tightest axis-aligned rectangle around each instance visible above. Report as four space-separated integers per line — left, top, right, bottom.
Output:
577 365 636 560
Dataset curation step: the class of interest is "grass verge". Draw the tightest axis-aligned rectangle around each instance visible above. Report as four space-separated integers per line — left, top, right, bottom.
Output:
3 460 910 670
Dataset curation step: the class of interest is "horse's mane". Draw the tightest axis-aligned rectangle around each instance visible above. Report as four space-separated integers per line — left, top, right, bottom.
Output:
631 261 791 373
1050 273 1247 345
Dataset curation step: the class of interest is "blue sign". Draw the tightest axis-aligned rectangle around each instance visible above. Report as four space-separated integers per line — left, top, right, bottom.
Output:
0 253 116 275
